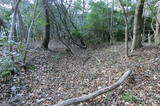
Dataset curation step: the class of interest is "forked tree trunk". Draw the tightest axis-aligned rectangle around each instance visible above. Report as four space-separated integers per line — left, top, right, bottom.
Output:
41 0 50 49
155 7 160 45
131 0 145 51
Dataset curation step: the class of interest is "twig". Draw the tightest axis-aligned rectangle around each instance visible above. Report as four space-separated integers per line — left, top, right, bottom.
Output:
92 55 101 64
53 70 132 106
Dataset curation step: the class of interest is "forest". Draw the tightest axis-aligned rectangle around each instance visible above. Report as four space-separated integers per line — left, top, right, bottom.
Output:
0 0 160 105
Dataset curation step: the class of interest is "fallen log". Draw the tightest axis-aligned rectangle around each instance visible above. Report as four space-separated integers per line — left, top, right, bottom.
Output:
53 70 132 106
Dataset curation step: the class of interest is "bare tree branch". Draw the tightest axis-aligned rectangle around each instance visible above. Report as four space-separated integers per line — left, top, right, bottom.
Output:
147 3 160 25
23 0 39 63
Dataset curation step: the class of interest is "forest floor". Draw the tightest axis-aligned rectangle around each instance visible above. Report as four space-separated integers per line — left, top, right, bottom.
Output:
0 42 160 106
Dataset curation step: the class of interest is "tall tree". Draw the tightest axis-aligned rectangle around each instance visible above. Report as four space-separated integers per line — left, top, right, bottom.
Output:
8 0 21 61
131 0 145 51
41 0 50 49
110 0 115 44
155 4 160 45
23 0 38 62
119 0 129 58
17 8 27 42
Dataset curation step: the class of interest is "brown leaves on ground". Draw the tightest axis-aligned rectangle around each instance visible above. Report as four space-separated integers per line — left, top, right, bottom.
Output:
0 42 160 105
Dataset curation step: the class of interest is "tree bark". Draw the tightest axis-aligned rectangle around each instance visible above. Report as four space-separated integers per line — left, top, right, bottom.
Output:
53 70 132 106
131 0 145 51
41 0 50 49
155 7 160 45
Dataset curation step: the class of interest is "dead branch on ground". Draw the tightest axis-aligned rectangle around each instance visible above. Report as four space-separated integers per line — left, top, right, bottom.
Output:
53 70 132 106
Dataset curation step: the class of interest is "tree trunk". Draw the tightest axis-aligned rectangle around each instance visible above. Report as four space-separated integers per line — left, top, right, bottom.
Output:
119 0 128 58
131 0 145 51
9 0 21 43
23 0 38 63
17 8 27 42
155 7 160 45
8 0 21 61
148 31 151 44
13 26 17 42
41 0 50 49
109 0 114 44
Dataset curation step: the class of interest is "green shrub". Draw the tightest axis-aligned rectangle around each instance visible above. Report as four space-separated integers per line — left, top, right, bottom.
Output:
0 37 26 78
0 56 13 77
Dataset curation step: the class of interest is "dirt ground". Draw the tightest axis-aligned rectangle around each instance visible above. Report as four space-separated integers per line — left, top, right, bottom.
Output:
0 42 160 106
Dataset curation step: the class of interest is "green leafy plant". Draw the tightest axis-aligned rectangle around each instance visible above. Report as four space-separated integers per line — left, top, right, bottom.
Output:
0 37 26 78
28 65 37 71
121 92 139 103
0 56 13 77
